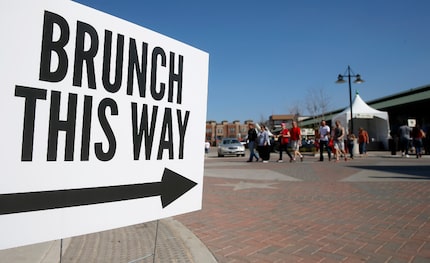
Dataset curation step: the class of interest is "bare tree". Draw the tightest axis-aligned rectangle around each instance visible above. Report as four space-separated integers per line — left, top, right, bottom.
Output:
288 102 302 121
258 114 269 127
305 88 331 128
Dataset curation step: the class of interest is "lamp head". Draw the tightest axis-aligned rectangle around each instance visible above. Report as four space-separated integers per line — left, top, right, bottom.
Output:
335 74 346 84
354 74 364 84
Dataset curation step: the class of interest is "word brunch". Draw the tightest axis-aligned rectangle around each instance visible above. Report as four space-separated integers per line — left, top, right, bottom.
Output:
15 11 190 162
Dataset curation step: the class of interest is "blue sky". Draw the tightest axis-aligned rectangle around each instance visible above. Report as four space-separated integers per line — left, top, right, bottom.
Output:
74 0 430 123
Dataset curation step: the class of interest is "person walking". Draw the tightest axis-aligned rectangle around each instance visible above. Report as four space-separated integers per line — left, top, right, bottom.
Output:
246 123 260 162
358 127 369 157
277 123 294 162
257 124 270 163
398 123 412 157
318 120 332 161
290 121 304 162
346 132 356 159
411 124 425 158
332 120 347 161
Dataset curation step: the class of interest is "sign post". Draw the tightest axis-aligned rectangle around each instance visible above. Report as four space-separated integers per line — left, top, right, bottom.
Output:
0 0 208 250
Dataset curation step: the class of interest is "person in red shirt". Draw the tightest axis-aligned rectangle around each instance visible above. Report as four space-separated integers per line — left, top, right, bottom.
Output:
290 121 304 162
277 123 294 162
358 127 369 156
411 124 425 158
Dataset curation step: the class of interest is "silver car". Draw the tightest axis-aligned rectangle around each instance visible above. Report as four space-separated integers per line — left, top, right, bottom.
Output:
217 138 245 157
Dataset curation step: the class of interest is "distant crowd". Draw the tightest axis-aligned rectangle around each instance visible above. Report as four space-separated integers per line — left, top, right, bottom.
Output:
243 120 426 163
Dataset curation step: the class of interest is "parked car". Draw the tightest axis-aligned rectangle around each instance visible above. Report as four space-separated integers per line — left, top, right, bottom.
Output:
218 138 245 157
240 135 248 148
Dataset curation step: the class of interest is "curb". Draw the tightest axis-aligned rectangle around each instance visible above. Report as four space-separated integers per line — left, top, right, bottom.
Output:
165 217 218 263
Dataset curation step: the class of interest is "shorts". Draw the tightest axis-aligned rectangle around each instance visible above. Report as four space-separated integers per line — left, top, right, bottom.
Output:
334 140 344 150
291 140 300 151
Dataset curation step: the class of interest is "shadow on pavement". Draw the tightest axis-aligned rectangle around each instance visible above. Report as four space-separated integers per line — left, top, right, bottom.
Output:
349 165 430 179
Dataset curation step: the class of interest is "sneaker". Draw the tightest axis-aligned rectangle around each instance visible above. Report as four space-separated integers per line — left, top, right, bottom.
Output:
405 154 410 158
290 158 295 163
277 159 283 163
300 156 303 162
263 160 269 163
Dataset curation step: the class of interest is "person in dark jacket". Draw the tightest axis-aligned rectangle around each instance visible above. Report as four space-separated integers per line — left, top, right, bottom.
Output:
246 123 260 162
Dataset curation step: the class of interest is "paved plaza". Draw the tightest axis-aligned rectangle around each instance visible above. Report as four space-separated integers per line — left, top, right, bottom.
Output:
1 150 429 262
177 150 430 262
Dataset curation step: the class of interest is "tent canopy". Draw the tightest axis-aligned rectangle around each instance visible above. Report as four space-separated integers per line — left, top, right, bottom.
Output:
332 94 390 149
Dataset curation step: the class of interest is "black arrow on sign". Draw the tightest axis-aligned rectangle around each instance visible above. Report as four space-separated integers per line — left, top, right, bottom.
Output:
0 168 197 215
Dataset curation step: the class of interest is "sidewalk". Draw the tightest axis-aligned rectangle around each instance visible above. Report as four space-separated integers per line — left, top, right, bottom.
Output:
0 217 216 263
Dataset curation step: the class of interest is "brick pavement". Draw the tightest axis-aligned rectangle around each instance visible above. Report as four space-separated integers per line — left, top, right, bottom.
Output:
176 152 430 262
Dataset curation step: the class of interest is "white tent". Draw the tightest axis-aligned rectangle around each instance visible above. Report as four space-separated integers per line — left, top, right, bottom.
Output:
332 94 390 149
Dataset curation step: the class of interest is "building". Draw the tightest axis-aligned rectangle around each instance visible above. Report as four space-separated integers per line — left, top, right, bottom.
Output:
366 84 430 132
206 115 313 146
268 115 314 138
206 120 252 146
268 114 296 130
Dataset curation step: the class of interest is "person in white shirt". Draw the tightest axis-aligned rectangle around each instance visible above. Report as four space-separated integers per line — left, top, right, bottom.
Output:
318 120 332 161
257 124 271 163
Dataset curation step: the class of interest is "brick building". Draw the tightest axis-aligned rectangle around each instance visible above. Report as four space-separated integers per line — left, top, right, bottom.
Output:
206 115 297 146
206 120 253 146
268 114 296 130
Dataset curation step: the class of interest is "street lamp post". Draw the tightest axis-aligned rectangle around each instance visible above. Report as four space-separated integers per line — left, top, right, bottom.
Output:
335 65 364 134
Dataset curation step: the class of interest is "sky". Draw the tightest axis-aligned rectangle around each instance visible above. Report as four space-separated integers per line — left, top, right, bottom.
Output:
73 0 430 123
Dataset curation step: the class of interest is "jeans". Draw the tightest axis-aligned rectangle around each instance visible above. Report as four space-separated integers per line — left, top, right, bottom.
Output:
399 137 410 154
248 141 259 161
319 140 332 161
359 142 367 154
347 142 354 158
413 138 423 156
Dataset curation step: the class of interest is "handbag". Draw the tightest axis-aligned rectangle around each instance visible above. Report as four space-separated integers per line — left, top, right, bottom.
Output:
328 139 334 148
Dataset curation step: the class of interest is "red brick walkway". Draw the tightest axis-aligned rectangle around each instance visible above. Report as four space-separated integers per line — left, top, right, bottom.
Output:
177 153 430 262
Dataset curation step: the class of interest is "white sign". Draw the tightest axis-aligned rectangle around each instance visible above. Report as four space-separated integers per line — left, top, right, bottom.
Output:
356 113 374 119
0 0 208 249
301 128 315 136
